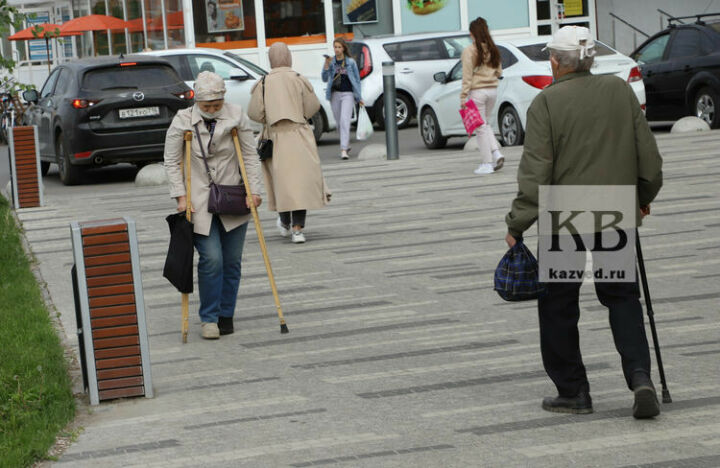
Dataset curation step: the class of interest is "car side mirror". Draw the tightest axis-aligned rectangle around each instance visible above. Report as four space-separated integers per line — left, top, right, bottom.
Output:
230 73 251 81
433 72 447 83
23 89 39 103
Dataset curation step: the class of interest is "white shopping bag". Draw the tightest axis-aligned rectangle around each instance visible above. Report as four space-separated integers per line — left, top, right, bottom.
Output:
356 106 374 141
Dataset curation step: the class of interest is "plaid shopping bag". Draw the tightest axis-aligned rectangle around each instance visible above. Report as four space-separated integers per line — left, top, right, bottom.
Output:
494 241 547 302
459 99 485 136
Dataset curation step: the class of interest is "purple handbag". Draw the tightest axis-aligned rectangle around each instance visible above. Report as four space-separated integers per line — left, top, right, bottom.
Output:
193 123 250 216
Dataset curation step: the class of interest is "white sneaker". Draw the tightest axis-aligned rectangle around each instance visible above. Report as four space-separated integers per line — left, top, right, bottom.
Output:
276 217 290 237
473 163 494 175
291 230 306 243
492 151 505 171
340 150 349 160
201 322 220 340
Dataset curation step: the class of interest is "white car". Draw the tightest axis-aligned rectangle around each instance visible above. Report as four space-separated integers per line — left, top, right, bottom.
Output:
141 48 335 141
417 37 646 149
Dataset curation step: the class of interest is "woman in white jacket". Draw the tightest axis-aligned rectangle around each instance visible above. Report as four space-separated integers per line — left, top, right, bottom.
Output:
461 17 505 175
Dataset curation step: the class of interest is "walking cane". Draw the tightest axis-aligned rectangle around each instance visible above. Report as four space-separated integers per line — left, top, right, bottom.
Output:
181 131 192 343
636 233 672 403
231 128 289 334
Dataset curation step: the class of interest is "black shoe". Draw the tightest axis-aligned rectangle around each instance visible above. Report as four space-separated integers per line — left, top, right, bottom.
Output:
631 372 660 419
217 316 234 336
542 386 593 414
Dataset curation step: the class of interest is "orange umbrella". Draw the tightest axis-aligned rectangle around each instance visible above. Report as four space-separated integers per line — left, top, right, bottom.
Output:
59 15 130 56
9 23 81 73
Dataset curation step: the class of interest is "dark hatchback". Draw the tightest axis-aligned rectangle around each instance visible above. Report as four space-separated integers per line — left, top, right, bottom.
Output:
23 55 194 185
631 13 720 128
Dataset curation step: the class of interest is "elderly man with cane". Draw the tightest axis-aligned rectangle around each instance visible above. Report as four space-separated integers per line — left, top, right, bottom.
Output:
504 27 664 418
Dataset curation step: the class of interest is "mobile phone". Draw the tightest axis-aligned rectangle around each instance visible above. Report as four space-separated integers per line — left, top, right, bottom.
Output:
323 54 330 58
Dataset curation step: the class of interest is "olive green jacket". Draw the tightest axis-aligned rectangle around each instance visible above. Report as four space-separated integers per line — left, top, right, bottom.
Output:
505 71 663 238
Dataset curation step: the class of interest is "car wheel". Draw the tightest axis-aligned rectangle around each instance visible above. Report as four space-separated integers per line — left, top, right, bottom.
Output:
40 161 50 176
373 93 414 130
420 108 448 149
309 111 324 143
499 106 524 146
694 86 719 128
56 133 83 185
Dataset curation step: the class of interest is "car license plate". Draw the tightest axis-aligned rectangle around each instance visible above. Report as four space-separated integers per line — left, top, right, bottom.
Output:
119 106 160 119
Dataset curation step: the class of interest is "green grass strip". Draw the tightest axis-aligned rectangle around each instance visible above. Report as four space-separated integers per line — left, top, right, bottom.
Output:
0 196 75 468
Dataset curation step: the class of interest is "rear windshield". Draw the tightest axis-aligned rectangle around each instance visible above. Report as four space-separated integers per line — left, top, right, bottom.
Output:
82 64 181 90
518 41 616 61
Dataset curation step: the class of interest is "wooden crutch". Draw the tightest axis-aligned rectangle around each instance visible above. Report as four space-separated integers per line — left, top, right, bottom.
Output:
181 131 193 343
231 128 289 334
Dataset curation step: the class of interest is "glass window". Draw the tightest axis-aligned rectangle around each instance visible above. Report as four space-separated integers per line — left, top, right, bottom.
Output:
194 0 257 47
633 34 670 65
449 61 462 81
40 70 60 98
82 65 181 90
441 36 471 59
499 46 518 69
701 32 716 54
54 69 71 96
383 43 401 61
536 0 550 20
264 0 324 40
519 41 616 62
187 55 244 80
223 52 267 75
161 54 190 80
125 0 146 53
397 39 444 62
667 29 701 59
108 0 127 54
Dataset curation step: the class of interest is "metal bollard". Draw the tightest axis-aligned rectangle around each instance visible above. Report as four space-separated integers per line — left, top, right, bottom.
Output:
382 61 399 160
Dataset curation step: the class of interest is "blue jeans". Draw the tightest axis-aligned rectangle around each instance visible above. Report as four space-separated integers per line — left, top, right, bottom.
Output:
193 216 248 323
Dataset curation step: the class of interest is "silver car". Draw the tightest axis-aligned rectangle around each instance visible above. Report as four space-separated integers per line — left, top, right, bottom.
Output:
349 32 471 129
141 48 336 142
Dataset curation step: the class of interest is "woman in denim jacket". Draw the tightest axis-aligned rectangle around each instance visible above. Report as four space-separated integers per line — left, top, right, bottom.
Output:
321 37 364 160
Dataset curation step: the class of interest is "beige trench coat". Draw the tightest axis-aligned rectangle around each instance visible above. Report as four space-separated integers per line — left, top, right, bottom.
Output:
247 67 330 212
164 103 262 236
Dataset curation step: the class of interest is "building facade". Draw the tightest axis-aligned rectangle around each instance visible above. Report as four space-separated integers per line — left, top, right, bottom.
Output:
5 0 598 88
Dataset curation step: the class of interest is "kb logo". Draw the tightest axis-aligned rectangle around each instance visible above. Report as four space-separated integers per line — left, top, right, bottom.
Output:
538 186 636 283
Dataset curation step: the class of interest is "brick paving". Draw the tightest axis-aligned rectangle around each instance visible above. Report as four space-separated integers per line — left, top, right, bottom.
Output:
12 130 720 467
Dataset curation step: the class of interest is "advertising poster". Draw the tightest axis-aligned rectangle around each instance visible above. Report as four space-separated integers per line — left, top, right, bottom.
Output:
27 12 52 61
564 0 584 17
401 0 460 34
206 0 244 33
342 0 378 24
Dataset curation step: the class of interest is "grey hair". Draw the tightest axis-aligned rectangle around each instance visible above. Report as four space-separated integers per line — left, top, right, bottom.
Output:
549 48 594 72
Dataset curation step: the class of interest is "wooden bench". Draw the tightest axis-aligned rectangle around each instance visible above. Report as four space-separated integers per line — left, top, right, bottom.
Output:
8 126 43 208
70 218 153 405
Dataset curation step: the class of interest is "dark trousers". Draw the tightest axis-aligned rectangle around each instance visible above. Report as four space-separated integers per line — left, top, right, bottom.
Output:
279 210 307 228
538 278 651 396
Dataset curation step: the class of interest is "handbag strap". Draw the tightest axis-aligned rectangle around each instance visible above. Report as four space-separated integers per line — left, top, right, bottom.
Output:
261 76 269 138
193 123 215 185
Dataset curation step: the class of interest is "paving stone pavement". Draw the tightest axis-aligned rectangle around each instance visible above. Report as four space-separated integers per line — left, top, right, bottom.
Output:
13 130 720 467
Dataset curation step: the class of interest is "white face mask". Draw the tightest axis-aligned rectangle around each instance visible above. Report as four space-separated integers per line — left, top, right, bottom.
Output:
198 109 221 120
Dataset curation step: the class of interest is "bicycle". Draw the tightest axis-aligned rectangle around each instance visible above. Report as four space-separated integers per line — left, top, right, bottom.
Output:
0 92 17 144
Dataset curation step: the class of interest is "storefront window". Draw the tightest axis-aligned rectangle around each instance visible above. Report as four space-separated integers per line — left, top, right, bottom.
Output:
108 0 127 55
468 0 528 31
144 0 166 50
125 0 146 52
164 0 186 49
194 0 257 48
400 0 460 35
263 0 325 43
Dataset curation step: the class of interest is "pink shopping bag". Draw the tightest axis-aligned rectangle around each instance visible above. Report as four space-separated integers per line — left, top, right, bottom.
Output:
459 99 485 135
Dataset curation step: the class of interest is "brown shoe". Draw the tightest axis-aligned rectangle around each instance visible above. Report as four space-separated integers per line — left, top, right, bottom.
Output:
201 322 220 339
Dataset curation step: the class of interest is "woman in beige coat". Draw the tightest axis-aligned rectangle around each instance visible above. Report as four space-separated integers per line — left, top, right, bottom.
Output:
164 71 262 340
248 42 330 244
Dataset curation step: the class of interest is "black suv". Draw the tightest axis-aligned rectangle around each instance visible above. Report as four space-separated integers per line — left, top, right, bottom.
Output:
23 55 193 185
631 13 720 128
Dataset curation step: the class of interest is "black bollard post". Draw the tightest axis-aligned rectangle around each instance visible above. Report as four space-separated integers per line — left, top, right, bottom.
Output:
382 61 399 160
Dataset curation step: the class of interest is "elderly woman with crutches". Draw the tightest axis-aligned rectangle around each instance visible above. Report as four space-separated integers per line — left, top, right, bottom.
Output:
164 71 262 340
